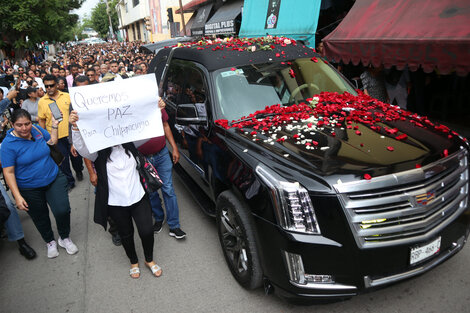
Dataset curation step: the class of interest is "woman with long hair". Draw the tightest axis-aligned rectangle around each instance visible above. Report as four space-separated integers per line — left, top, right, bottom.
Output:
70 110 162 279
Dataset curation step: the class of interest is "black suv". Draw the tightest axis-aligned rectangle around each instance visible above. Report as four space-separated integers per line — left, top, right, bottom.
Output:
149 37 470 300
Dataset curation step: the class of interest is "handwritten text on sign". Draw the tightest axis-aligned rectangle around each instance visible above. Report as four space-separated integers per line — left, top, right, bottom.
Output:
69 74 163 153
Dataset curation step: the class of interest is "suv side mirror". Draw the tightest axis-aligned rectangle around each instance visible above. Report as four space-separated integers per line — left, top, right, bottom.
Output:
175 103 207 125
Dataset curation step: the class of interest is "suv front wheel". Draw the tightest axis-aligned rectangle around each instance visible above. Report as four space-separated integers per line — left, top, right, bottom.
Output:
216 190 263 290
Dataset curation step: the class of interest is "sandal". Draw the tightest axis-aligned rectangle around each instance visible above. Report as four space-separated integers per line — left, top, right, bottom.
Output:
145 262 162 277
129 266 140 279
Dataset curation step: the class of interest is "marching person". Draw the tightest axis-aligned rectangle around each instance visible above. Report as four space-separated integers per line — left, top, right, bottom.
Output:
38 74 79 190
137 108 186 239
1 109 78 258
70 109 162 279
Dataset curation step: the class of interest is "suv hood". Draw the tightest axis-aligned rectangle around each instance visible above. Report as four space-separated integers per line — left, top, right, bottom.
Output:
219 92 467 185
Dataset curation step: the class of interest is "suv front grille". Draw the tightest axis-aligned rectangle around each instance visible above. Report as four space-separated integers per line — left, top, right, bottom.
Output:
334 148 469 249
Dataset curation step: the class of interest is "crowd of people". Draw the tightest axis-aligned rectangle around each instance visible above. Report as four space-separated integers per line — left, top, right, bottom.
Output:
0 41 185 278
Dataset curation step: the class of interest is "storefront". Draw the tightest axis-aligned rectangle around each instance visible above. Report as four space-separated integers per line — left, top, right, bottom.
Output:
204 0 243 35
190 4 214 36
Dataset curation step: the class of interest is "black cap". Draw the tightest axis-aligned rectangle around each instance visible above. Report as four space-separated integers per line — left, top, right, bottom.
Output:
26 86 37 95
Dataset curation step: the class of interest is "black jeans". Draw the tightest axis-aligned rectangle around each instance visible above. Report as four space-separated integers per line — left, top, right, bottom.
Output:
108 195 154 264
20 171 71 243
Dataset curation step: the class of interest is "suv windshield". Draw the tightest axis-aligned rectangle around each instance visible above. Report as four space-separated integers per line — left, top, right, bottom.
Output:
213 58 356 121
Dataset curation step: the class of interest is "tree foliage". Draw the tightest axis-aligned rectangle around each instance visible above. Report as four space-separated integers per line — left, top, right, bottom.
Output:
0 0 84 48
90 0 119 38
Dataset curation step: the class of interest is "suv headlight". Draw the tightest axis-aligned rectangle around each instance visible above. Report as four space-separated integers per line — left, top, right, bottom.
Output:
256 164 321 234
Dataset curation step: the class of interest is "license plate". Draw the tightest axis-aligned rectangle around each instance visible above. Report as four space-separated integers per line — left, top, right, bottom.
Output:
410 237 441 265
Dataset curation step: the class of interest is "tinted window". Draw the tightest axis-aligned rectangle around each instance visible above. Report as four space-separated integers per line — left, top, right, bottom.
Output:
165 60 207 116
212 58 356 121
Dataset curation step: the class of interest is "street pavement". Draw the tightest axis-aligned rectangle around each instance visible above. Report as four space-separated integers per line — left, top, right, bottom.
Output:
1 169 469 313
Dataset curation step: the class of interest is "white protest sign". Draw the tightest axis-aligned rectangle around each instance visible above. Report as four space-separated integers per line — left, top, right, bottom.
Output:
69 74 162 153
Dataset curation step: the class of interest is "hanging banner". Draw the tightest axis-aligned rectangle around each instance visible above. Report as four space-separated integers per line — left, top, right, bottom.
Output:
69 74 163 153
265 0 281 29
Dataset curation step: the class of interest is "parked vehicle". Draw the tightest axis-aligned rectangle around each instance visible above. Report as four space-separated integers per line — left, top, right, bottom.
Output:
149 37 470 301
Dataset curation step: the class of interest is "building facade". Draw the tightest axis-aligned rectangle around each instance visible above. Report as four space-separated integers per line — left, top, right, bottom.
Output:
116 0 193 43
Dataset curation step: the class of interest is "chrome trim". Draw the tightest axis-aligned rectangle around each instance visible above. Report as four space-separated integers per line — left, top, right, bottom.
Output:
334 148 469 248
290 281 357 291
364 235 466 288
334 149 466 194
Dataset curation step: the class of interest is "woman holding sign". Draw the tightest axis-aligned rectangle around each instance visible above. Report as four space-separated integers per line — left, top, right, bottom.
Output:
69 109 162 279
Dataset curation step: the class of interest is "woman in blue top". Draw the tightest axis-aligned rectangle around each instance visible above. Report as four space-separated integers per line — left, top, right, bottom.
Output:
1 109 78 259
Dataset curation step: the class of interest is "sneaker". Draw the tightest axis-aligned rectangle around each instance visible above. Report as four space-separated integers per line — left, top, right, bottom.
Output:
153 220 164 233
58 237 79 255
169 228 186 239
47 240 59 258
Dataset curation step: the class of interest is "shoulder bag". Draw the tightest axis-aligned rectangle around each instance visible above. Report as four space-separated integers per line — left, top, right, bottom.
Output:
31 125 64 166
134 151 163 193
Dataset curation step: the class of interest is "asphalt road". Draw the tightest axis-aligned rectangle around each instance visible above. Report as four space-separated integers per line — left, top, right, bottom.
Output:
1 171 469 313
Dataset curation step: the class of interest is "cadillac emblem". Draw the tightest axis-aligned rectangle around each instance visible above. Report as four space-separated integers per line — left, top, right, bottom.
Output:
415 192 435 206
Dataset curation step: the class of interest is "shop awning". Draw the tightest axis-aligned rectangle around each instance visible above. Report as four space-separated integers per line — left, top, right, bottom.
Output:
323 0 470 76
239 0 321 47
190 4 213 36
205 0 243 35
175 0 210 14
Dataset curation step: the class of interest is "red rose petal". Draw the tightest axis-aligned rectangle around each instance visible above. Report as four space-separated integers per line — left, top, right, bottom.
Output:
387 146 394 151
250 131 257 136
231 67 236 71
364 174 372 180
443 149 448 157
415 164 422 168
395 134 408 141
355 130 361 135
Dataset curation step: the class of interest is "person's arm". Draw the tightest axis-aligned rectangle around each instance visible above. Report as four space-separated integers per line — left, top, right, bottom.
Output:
46 116 60 145
84 158 97 186
163 121 179 164
38 118 46 129
2 166 28 211
69 110 98 161
0 90 18 113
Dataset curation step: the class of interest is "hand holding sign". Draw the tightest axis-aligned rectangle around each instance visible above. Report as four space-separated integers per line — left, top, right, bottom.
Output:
69 74 163 153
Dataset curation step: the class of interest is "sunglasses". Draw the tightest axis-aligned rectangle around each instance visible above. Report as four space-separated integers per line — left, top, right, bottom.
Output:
87 74 94 77
45 84 56 88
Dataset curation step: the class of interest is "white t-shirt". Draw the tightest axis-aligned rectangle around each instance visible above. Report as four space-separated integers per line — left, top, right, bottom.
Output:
106 145 145 206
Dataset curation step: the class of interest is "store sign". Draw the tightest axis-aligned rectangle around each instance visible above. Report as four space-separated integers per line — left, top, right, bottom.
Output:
265 0 281 29
205 20 235 34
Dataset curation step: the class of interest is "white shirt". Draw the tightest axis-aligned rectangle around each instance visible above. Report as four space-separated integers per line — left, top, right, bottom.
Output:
71 131 145 206
106 145 145 206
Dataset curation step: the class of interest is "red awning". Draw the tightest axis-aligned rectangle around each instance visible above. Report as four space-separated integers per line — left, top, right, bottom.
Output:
175 0 211 14
323 0 470 76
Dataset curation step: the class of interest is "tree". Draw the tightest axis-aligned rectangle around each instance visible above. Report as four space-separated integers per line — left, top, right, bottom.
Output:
91 0 119 39
0 0 84 54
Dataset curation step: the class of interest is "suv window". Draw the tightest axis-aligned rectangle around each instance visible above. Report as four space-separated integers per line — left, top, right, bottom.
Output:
212 58 356 121
165 60 207 117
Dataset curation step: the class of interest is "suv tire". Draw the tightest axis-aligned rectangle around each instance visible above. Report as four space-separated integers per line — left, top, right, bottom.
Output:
216 190 263 290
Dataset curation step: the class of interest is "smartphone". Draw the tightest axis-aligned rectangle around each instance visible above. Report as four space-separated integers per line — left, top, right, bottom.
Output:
48 100 63 122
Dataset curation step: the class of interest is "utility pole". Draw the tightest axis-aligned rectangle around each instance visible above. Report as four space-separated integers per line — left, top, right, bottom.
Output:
106 0 115 39
179 0 186 36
